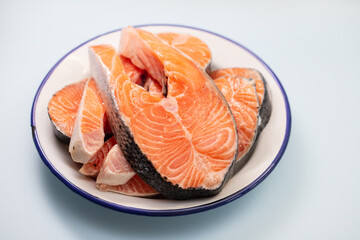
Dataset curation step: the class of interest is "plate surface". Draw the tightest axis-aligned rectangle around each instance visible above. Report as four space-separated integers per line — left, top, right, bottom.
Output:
31 24 291 216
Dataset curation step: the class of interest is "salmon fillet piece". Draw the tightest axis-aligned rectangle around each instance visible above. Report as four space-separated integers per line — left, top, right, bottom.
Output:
79 136 117 177
157 32 211 72
214 75 259 171
48 80 86 143
96 144 136 185
69 78 105 163
97 175 158 197
210 68 271 131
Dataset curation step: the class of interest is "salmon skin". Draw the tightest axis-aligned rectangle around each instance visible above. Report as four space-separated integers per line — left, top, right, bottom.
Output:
90 27 237 199
210 68 271 132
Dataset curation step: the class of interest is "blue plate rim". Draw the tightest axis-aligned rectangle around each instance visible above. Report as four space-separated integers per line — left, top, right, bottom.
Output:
31 23 291 217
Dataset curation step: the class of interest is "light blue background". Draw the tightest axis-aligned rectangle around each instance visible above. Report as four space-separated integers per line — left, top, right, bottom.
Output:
1 0 359 239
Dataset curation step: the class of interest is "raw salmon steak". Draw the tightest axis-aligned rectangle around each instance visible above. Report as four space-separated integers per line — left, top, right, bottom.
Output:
79 136 117 177
96 144 136 185
89 27 237 199
210 68 271 131
214 75 259 171
157 32 212 72
69 78 105 163
97 174 158 197
48 80 86 143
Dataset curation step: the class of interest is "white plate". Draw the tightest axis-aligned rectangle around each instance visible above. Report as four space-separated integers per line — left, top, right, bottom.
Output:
31 24 291 216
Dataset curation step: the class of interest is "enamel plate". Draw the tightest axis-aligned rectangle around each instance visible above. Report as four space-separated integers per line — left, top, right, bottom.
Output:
31 24 291 216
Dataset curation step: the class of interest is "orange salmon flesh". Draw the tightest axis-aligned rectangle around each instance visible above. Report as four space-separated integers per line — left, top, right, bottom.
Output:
47 27 271 200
